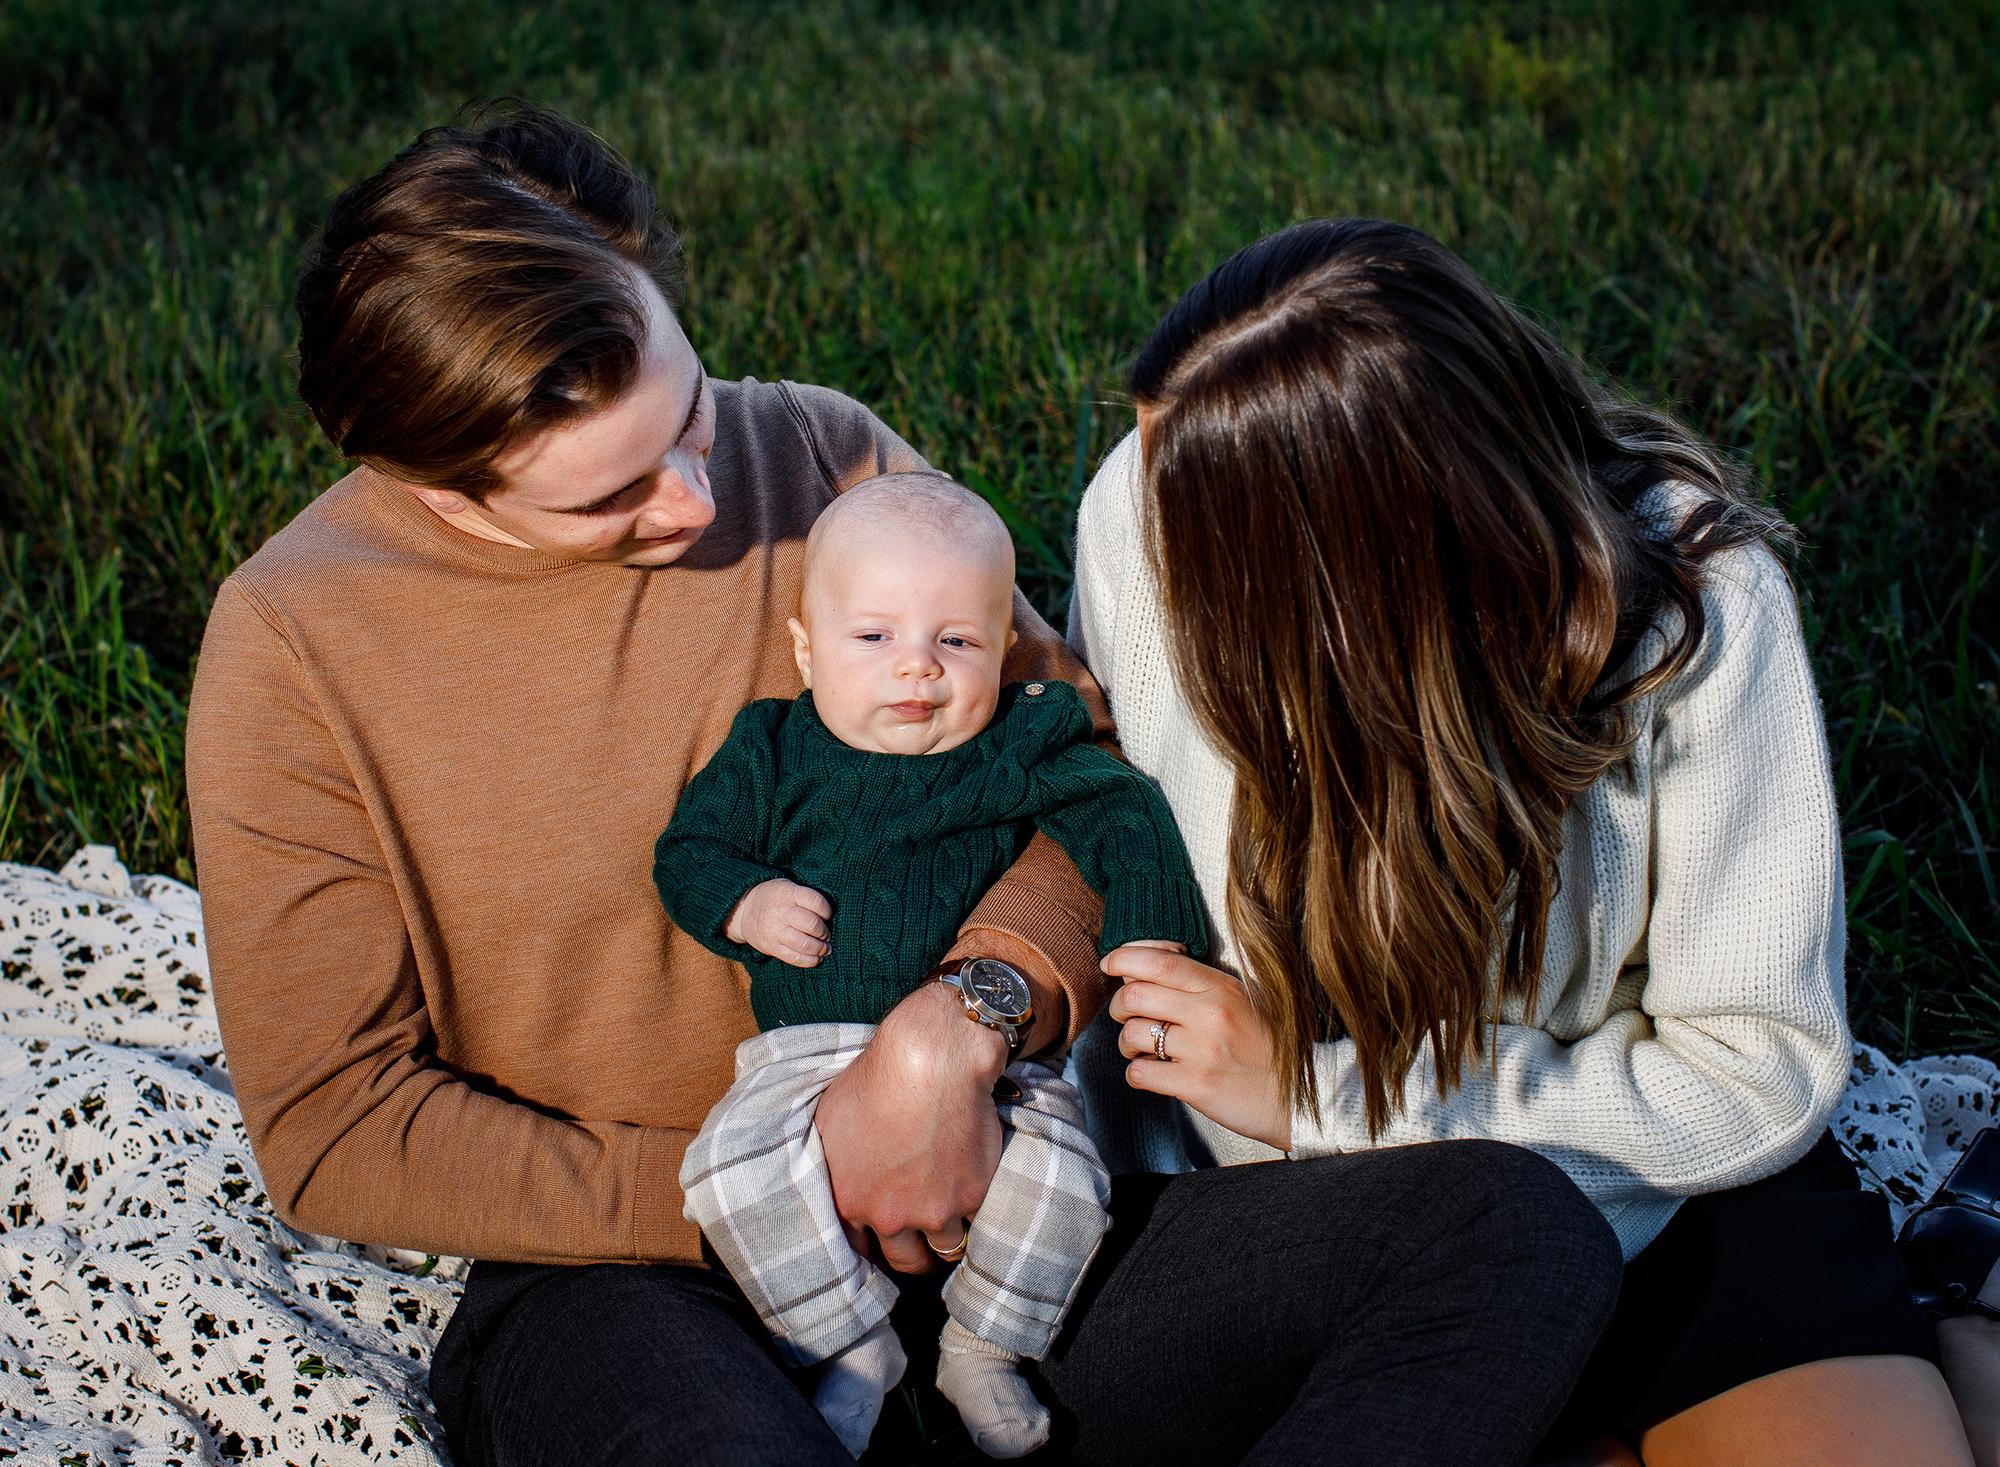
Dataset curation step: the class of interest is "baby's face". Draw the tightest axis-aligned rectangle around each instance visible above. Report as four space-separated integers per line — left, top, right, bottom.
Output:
793 536 1017 755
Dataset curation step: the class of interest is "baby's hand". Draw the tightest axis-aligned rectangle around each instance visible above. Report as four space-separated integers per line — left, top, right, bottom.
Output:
725 879 833 968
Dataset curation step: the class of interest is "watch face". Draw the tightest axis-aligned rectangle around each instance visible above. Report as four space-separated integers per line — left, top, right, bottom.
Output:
960 957 1031 1022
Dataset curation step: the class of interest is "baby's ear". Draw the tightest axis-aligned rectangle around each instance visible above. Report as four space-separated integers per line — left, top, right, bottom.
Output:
1006 627 1019 651
788 617 813 687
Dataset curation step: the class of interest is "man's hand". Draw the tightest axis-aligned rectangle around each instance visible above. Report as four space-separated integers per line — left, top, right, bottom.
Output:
724 879 832 967
814 980 1007 1274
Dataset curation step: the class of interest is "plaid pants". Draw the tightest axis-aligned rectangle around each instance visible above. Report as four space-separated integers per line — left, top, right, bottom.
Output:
680 1024 1112 1364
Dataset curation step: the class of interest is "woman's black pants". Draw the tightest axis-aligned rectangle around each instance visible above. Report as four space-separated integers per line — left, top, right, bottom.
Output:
428 1139 1621 1465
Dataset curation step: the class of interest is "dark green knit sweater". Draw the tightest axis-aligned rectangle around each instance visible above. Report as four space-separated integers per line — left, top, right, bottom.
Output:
653 680 1210 1030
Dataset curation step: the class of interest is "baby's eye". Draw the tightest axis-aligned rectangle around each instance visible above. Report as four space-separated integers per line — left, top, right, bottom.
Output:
855 632 888 643
941 636 972 649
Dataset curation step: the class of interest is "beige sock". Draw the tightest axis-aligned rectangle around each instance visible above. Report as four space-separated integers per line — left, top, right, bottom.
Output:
813 1319 906 1458
935 1318 1050 1460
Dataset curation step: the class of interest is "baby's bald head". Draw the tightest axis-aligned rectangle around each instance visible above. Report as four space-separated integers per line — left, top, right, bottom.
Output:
790 472 1021 754
801 472 1015 623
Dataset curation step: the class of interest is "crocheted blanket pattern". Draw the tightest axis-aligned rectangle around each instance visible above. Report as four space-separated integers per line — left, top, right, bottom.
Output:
1 850 465 1466
0 847 1993 1463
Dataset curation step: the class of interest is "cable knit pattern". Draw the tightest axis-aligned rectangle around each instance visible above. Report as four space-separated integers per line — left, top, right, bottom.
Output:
654 679 1209 1031
1068 429 1855 1260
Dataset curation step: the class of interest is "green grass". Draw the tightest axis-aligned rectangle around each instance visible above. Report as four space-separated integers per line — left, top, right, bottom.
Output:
1 0 1996 1059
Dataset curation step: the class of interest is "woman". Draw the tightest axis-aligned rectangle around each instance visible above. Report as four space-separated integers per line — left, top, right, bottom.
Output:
1070 218 1969 1464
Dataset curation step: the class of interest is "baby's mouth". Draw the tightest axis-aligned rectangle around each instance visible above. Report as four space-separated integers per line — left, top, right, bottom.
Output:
887 700 939 720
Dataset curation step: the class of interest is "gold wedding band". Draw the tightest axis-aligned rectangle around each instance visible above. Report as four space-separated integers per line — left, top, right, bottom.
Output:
927 1229 968 1262
1150 1021 1173 1062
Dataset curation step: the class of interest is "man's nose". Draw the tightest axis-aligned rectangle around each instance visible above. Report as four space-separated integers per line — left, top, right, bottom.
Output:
635 459 715 536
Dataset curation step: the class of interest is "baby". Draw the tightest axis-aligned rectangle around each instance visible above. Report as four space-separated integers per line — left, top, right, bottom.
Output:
655 472 1210 1458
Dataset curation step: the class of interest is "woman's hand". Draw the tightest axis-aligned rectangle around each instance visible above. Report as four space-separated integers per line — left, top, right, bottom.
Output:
1105 944 1294 1153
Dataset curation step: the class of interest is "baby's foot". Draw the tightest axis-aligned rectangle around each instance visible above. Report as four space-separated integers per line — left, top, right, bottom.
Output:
935 1320 1050 1459
813 1320 906 1458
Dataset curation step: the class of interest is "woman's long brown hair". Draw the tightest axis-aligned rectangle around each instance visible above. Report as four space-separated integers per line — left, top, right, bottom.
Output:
1129 219 1791 1137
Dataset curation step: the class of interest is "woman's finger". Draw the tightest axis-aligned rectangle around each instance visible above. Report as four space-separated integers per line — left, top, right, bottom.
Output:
1100 943 1222 992
1117 1016 1199 1064
1124 1056 1191 1100
1108 979 1207 1029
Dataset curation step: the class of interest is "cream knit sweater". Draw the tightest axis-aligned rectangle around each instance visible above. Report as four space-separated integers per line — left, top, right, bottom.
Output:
1066 429 1853 1259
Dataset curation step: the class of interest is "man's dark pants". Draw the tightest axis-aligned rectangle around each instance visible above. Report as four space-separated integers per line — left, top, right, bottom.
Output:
429 1141 1621 1465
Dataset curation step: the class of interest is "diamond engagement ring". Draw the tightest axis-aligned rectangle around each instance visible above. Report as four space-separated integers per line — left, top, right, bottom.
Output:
1150 1021 1173 1062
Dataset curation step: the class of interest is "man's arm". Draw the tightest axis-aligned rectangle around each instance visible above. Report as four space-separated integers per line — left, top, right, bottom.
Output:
1030 732 1211 961
188 577 697 1264
941 591 1116 1056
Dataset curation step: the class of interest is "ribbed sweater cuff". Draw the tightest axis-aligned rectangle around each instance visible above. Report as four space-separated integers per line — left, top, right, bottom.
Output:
946 886 1103 1052
1101 877 1211 959
654 852 782 962
632 1125 703 1262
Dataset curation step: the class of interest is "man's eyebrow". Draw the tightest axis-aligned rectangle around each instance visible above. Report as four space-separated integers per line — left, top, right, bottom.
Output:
553 361 705 514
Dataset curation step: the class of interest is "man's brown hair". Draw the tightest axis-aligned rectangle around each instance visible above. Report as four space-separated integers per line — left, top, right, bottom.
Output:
1129 218 1791 1138
295 101 684 499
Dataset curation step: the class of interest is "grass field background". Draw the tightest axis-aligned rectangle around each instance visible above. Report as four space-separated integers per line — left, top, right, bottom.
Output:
2 0 1996 1060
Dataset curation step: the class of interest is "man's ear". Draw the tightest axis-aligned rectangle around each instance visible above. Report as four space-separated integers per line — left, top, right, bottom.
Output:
400 480 472 516
788 617 812 687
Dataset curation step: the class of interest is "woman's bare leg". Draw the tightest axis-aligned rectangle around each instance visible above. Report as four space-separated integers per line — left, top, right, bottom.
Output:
1935 1262 2000 1464
1638 1355 1971 1467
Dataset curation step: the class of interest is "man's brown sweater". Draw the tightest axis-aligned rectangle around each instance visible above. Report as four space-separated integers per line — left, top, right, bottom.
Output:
185 378 1110 1266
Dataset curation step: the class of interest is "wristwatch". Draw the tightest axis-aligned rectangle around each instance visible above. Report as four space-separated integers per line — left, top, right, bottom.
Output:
936 956 1034 1057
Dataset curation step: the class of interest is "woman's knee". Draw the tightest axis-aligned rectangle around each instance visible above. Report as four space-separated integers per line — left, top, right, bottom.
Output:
1361 1140 1622 1317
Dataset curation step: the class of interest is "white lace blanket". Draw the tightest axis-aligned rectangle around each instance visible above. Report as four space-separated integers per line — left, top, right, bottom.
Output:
1 849 1994 1463
0 850 466 1466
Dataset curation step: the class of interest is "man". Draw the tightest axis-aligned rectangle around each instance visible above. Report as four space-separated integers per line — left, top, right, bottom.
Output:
187 103 1620 1465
